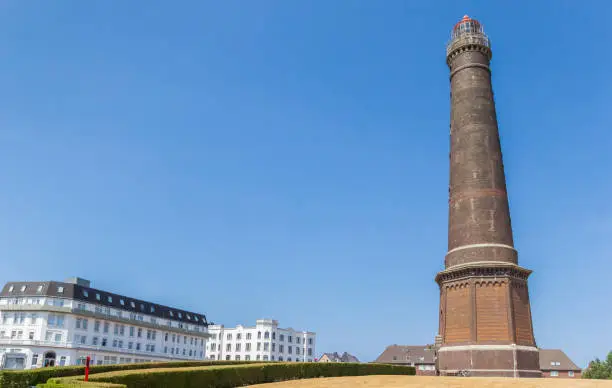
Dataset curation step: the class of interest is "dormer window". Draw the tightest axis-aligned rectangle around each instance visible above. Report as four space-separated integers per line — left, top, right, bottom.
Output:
96 293 101 300
82 290 89 297
107 296 113 303
20 285 26 292
57 286 64 293
37 285 43 293
8 285 14 293
150 306 155 313
120 299 125 306
169 311 174 317
178 312 182 319
130 301 136 308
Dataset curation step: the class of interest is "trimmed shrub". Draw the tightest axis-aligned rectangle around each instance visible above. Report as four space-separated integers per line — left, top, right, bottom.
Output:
37 381 125 388
88 362 415 388
0 361 257 388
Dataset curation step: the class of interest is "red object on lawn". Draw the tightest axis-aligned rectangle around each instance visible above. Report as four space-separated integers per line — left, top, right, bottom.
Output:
85 356 91 381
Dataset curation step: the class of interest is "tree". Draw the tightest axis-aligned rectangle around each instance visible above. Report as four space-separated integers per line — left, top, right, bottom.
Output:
583 351 612 379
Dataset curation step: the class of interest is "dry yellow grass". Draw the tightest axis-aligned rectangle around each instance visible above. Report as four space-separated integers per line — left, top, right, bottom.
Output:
249 375 612 388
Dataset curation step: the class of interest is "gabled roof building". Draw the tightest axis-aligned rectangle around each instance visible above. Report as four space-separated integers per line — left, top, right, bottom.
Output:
539 349 582 378
318 352 359 363
373 345 436 375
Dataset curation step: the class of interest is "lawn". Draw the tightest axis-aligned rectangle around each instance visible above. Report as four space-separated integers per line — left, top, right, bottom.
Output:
249 375 612 387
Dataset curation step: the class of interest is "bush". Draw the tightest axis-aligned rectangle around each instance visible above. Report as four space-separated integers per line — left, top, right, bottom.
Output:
37 382 125 388
583 351 612 379
86 362 415 388
0 360 257 388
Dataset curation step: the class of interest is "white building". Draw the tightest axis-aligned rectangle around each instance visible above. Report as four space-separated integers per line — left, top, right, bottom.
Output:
206 319 315 362
0 277 210 369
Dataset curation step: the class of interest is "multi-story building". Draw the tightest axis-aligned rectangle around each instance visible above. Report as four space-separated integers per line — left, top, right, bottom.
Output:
206 319 315 362
374 345 437 376
539 349 582 378
317 352 359 363
0 277 210 369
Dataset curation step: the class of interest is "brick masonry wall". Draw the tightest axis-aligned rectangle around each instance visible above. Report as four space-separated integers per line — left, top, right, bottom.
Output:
476 281 510 342
442 280 519 345
446 47 517 268
512 281 535 346
447 48 515 259
445 245 517 268
438 348 541 377
443 283 471 344
439 288 445 342
542 370 582 378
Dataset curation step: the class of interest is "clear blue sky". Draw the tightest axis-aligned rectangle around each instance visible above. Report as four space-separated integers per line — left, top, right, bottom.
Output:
0 0 610 367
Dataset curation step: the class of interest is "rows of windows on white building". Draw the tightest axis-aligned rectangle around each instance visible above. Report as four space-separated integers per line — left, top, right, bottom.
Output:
207 331 314 362
0 296 206 333
0 311 206 358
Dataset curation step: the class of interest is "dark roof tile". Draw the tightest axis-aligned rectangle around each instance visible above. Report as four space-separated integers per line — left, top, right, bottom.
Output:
374 345 436 364
539 349 581 371
1 281 208 327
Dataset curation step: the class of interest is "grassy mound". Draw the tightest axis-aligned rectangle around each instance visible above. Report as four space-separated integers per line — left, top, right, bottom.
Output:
238 375 609 388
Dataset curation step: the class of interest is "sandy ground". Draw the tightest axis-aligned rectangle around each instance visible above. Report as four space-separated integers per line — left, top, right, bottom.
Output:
249 375 612 388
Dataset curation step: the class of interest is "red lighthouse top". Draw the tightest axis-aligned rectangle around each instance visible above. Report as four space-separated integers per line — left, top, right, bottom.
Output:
451 15 485 39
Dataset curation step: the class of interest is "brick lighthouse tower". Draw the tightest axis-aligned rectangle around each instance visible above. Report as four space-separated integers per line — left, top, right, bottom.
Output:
435 16 541 377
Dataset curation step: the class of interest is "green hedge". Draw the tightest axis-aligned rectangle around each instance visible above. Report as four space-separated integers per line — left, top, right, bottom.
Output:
0 361 258 388
37 382 125 388
71 362 415 388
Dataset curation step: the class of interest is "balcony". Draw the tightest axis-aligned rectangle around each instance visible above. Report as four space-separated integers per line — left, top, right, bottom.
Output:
0 338 199 360
1 304 210 338
446 34 491 57
0 304 71 314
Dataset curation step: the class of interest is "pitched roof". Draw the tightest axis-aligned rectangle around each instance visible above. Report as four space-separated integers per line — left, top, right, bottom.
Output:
320 352 360 363
374 345 436 364
1 280 208 327
539 349 581 371
340 352 360 363
321 352 339 361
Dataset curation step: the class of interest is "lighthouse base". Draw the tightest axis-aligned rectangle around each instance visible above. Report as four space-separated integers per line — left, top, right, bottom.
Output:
437 345 541 378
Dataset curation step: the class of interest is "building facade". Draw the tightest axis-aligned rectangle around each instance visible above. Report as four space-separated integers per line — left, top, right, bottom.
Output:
373 345 436 376
539 349 582 378
206 319 315 362
375 345 579 378
318 352 359 363
436 15 540 377
0 277 209 370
